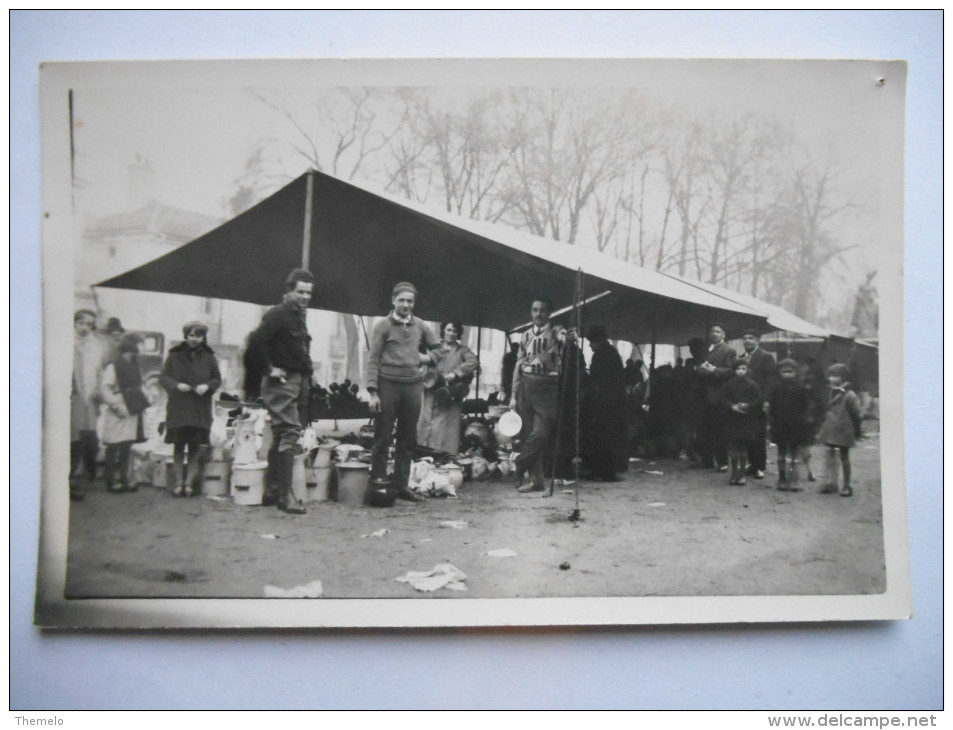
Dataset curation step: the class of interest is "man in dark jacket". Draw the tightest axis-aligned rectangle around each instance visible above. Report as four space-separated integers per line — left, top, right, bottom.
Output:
737 329 777 479
256 268 315 514
582 325 627 480
696 323 736 472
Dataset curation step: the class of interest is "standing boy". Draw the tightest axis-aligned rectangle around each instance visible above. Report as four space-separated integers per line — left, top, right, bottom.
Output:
817 363 863 497
768 358 812 492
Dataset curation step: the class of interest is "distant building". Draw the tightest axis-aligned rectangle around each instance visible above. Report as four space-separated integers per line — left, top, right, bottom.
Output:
75 159 357 396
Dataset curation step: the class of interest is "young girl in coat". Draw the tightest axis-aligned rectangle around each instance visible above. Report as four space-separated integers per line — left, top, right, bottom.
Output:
717 360 763 486
817 363 863 497
159 321 222 497
768 358 812 492
100 333 150 493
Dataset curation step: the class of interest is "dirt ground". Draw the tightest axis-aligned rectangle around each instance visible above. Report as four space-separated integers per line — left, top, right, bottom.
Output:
64 428 885 601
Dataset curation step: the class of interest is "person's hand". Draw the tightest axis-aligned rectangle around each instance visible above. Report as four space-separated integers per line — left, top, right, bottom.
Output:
269 367 288 384
194 384 209 396
508 398 517 410
565 327 578 342
367 392 381 414
176 383 192 393
446 372 456 383
111 403 129 418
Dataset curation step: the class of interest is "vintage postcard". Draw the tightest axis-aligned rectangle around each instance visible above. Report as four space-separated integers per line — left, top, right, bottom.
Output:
35 58 909 628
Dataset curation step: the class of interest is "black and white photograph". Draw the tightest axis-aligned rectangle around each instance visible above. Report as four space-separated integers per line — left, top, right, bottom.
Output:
36 57 908 629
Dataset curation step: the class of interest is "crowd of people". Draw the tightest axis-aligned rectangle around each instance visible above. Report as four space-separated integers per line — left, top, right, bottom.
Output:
69 269 866 509
622 325 864 496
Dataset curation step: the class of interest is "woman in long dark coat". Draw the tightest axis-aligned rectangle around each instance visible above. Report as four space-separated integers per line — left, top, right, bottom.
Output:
159 321 222 496
581 325 628 481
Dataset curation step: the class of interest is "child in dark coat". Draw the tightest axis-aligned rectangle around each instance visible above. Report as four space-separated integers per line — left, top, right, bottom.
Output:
817 363 863 497
717 360 763 486
768 358 812 492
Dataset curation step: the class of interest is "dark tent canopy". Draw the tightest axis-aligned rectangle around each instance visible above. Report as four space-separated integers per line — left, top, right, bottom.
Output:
97 170 769 345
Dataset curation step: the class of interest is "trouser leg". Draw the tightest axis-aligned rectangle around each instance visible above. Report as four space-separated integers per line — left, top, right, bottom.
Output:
393 381 422 491
839 448 852 492
104 444 118 491
371 380 400 482
261 372 308 513
79 430 99 481
117 442 132 488
515 378 557 488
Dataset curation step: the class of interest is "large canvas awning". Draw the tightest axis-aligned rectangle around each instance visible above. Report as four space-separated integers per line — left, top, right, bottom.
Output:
658 273 834 339
96 170 770 345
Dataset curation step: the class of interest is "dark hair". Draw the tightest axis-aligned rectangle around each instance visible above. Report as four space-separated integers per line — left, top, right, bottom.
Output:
74 309 97 325
587 325 608 341
440 321 464 339
827 363 850 379
285 268 314 291
531 296 554 313
733 360 749 371
118 332 144 354
741 329 761 339
104 317 125 335
778 358 799 371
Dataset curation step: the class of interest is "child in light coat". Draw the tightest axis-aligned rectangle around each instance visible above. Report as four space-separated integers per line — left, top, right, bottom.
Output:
816 363 863 497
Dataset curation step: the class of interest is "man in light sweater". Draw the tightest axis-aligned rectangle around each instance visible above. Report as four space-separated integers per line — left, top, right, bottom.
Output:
366 282 441 502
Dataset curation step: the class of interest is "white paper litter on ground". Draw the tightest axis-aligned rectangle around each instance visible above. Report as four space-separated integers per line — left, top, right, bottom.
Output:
439 520 468 529
484 548 517 558
395 563 467 592
644 470 665 475
259 534 279 540
419 538 433 542
361 529 390 538
647 502 666 507
264 579 323 598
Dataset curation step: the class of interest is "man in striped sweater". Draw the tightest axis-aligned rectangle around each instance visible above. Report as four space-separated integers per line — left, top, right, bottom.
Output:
509 297 577 493
366 282 442 502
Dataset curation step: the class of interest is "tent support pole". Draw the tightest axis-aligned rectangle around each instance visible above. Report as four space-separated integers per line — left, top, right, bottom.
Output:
302 170 315 269
475 325 482 398
647 316 657 405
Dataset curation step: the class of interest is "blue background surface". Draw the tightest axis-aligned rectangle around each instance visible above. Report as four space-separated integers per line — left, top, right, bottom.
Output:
10 10 942 710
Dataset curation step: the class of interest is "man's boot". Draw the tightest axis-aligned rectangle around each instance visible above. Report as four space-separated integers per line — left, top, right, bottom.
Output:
777 464 788 491
277 450 306 514
262 443 280 507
